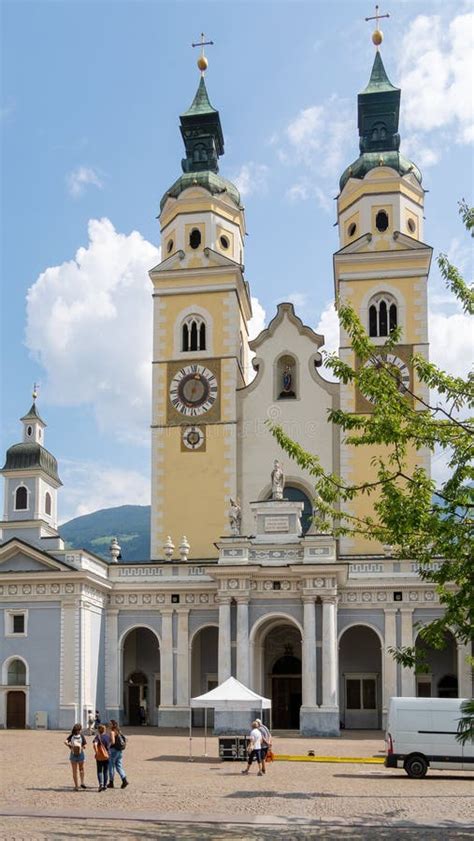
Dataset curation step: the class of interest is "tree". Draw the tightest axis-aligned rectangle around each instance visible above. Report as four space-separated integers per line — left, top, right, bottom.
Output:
270 202 473 734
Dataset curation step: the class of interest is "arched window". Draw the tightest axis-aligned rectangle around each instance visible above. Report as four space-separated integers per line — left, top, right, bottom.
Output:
45 492 52 516
375 210 389 232
15 486 28 510
267 485 313 535
182 315 206 352
368 293 398 337
7 659 26 686
189 229 202 250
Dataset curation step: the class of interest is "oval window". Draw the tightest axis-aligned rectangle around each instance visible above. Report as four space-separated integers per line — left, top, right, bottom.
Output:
407 218 416 234
348 222 357 237
219 235 229 250
189 229 202 250
375 210 389 232
27 426 32 436
167 239 174 253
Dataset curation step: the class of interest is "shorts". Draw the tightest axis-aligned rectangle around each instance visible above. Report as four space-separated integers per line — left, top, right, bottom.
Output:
261 745 269 759
248 749 262 763
70 751 85 763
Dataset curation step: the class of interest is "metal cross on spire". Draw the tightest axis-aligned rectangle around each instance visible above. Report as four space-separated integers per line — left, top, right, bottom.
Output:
32 382 39 401
365 5 390 48
192 32 214 75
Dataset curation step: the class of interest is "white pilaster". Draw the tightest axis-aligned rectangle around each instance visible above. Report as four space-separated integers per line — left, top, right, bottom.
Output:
105 609 119 710
321 596 338 709
218 598 232 682
160 610 174 706
176 609 190 706
400 609 415 696
60 600 78 710
457 641 473 698
383 609 397 714
236 598 250 687
302 598 317 707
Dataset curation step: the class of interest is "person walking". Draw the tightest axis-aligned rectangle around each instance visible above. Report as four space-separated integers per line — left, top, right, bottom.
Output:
93 724 111 791
107 719 129 789
241 720 264 776
64 723 87 791
255 718 272 774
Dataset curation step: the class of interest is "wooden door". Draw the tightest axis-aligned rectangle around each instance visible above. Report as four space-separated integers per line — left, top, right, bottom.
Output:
7 691 26 728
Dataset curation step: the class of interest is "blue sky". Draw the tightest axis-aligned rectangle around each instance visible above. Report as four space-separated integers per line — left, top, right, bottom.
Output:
1 0 473 522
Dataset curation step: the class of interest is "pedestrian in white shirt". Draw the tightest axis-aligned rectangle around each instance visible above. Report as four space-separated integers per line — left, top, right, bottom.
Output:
241 720 264 776
255 718 272 774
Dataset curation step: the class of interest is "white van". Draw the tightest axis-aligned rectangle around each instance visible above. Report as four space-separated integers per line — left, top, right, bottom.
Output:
385 697 473 777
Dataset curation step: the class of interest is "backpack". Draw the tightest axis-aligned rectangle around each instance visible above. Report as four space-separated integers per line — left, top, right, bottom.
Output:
114 732 126 751
71 735 82 755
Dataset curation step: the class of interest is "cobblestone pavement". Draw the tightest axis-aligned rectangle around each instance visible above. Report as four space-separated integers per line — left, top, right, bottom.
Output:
0 729 472 839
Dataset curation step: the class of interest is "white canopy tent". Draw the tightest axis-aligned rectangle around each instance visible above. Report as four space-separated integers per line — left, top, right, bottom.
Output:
189 677 271 759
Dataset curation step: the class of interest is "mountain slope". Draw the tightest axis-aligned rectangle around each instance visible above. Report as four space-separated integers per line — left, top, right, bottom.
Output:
60 505 151 561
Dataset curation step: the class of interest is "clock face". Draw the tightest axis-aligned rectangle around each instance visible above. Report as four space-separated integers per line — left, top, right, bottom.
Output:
364 353 410 402
182 425 205 450
169 364 218 417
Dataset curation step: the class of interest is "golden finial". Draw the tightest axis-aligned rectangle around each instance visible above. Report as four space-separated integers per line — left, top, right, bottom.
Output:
192 32 214 75
365 5 390 48
32 382 39 401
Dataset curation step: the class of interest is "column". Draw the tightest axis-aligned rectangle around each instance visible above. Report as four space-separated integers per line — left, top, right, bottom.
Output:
218 598 232 683
236 598 250 687
176 609 190 706
383 609 397 713
321 596 338 709
302 598 317 707
457 641 473 698
400 609 416 696
160 610 174 706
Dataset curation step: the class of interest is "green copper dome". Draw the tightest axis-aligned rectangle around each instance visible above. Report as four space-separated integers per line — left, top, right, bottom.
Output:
160 76 241 211
2 442 62 485
160 171 241 212
339 52 421 191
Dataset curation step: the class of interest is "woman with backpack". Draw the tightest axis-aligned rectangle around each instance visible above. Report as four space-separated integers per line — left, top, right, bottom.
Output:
93 724 111 791
107 720 129 789
64 723 87 791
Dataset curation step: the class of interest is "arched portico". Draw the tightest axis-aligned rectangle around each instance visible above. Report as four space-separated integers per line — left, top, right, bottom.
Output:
414 629 459 698
250 614 303 729
121 627 160 725
339 624 382 729
190 624 218 726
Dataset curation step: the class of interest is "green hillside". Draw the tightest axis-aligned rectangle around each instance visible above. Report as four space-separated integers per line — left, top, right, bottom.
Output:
60 505 151 562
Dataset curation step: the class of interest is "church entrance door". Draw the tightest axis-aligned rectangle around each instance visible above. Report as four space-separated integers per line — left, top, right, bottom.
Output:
271 655 302 729
7 691 26 728
257 623 302 730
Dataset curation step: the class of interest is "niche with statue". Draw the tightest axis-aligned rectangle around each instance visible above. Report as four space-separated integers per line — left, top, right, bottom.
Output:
276 354 297 399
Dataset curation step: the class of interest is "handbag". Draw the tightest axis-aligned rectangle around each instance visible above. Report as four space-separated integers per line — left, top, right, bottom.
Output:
95 736 109 761
266 749 274 763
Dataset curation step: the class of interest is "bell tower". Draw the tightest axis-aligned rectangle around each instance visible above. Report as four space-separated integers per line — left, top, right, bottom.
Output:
333 33 433 556
150 49 252 560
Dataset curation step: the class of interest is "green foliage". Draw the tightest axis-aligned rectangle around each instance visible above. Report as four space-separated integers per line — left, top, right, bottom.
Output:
269 203 473 736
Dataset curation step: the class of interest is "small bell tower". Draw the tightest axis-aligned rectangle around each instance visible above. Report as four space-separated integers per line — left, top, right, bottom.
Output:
1 388 62 545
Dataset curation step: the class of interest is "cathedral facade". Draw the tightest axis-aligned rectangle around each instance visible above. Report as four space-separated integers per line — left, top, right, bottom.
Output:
1 46 471 734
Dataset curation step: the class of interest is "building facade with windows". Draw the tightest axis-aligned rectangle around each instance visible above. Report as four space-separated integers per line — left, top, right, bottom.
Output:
1 47 471 733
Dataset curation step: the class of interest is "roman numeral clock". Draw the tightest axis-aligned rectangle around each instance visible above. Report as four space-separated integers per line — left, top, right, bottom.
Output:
166 361 221 451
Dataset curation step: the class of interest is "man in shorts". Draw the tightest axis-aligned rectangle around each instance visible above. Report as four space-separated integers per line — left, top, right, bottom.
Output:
241 720 263 776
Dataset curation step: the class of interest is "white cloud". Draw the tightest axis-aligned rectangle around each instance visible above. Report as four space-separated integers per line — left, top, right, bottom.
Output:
66 165 104 198
248 296 266 340
428 309 474 381
285 96 355 178
26 218 160 445
400 133 440 169
58 460 150 522
398 12 474 146
233 162 269 197
287 182 309 202
315 302 340 382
